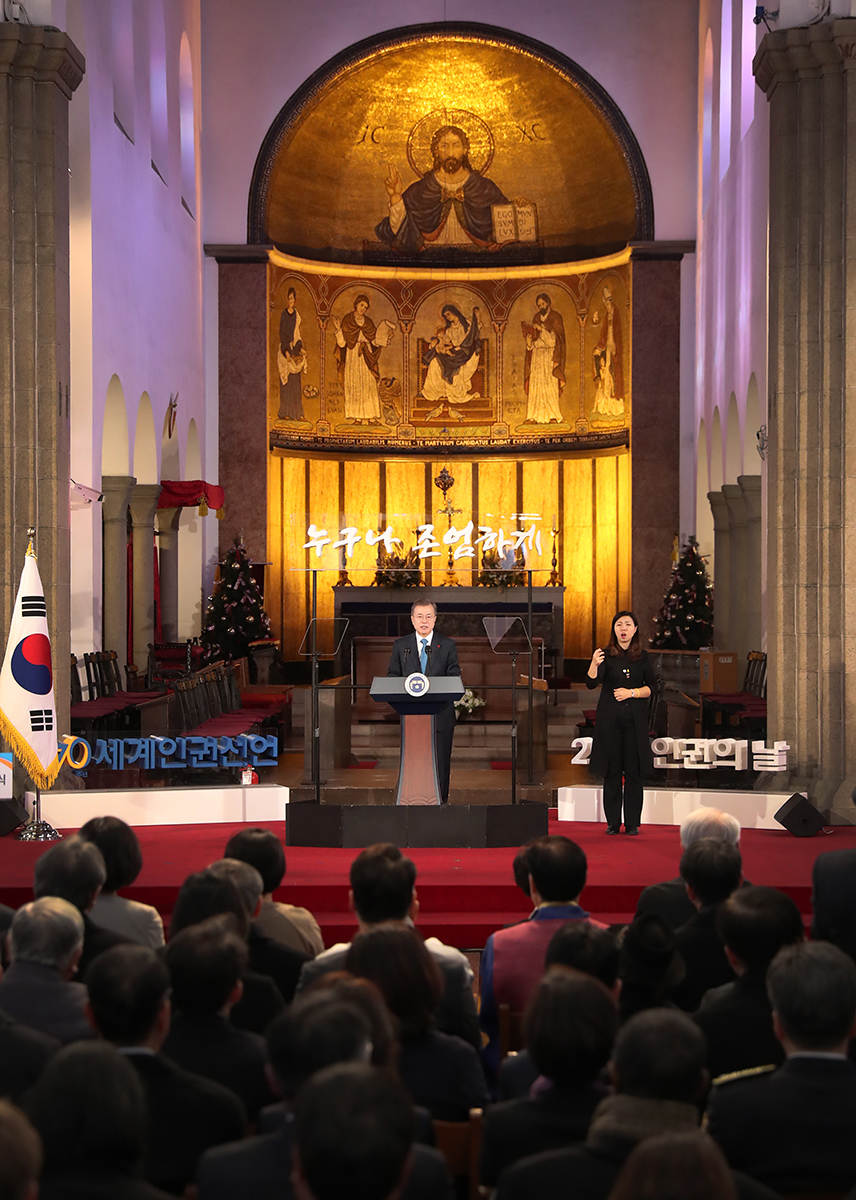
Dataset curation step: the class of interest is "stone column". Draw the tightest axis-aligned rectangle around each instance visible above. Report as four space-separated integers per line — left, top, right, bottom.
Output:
155 507 181 643
708 490 731 651
0 25 83 746
723 483 748 663
128 484 161 670
100 476 135 661
628 245 693 630
756 23 856 809
739 475 763 656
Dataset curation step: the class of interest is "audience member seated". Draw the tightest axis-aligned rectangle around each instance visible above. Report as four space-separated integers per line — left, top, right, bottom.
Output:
607 1131 749 1200
496 1009 773 1200
294 972 436 1148
706 941 856 1194
79 816 164 948
86 944 247 1195
297 843 480 1050
694 886 804 1080
668 839 742 1012
0 1097 42 1200
0 1005 58 1102
480 836 606 1066
811 826 856 962
480 967 617 1188
208 857 307 1002
346 925 490 1121
635 810 742 932
498 923 620 1100
224 827 324 957
196 993 453 1200
0 898 93 1044
33 836 130 977
0 902 14 967
161 915 276 1119
26 1040 173 1199
169 869 284 1034
617 913 686 1024
293 1063 442 1200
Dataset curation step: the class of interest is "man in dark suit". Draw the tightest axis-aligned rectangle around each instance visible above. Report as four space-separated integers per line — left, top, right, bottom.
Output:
207 857 307 1002
694 885 804 1080
86 943 247 1196
0 897 94 1044
387 597 460 803
162 917 276 1119
0 1006 58 1100
33 834 130 977
196 993 453 1200
496 1009 775 1200
706 941 856 1194
296 843 480 1049
811 842 856 961
668 838 742 1012
635 808 742 931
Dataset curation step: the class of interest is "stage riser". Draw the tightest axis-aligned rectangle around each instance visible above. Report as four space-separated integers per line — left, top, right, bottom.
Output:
285 804 548 848
559 787 810 830
289 787 551 807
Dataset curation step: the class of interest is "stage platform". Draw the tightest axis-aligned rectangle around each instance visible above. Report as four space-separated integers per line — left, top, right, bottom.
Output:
0 813 851 949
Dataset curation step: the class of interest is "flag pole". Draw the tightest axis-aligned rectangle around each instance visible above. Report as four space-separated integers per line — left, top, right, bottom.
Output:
18 784 61 842
10 528 61 841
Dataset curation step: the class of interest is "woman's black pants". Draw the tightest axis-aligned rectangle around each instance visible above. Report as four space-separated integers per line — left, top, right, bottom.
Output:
603 715 643 828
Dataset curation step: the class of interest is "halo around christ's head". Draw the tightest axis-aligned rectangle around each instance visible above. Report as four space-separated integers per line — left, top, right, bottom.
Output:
406 109 495 179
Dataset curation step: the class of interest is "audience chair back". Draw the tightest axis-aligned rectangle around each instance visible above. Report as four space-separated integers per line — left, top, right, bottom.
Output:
498 1003 524 1059
432 1108 484 1200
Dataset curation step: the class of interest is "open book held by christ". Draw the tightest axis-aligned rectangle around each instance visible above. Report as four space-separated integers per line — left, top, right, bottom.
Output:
491 201 538 244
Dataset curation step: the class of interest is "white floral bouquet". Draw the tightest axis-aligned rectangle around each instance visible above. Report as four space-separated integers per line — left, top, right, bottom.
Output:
454 688 486 719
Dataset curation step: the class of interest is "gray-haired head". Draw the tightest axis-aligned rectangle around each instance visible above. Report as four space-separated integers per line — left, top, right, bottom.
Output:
33 835 107 912
207 858 263 918
10 897 85 972
680 808 740 849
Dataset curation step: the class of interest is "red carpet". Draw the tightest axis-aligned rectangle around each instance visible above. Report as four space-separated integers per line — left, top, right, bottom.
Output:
0 814 850 949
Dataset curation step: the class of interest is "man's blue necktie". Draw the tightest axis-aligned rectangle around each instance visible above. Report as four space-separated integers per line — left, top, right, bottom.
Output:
420 638 428 673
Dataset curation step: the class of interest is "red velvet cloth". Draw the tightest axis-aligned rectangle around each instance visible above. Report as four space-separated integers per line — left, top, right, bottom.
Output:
157 480 225 510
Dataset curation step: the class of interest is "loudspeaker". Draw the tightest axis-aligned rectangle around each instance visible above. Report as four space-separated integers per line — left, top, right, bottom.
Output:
0 798 29 837
774 793 824 838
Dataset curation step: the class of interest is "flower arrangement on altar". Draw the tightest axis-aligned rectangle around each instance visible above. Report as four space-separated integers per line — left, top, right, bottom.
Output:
373 546 422 588
477 547 526 588
454 688 486 720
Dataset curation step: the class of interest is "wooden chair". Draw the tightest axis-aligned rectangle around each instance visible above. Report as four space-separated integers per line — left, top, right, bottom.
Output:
498 1003 524 1060
432 1108 484 1200
701 650 767 736
70 655 83 704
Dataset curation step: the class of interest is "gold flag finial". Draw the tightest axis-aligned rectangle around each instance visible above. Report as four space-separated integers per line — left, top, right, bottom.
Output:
26 527 36 556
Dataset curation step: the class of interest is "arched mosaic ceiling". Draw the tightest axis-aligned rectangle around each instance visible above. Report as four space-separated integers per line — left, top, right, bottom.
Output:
249 24 651 266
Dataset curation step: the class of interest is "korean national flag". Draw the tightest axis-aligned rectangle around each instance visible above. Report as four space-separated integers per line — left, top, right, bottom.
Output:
0 547 59 790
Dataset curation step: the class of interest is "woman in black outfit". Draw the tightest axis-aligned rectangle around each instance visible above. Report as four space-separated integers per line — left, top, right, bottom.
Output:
586 610 656 835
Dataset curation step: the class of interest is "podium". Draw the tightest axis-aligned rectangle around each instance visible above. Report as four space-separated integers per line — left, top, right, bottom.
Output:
370 675 464 805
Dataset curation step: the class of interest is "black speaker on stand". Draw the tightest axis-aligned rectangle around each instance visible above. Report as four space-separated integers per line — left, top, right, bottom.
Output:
774 793 825 838
0 798 29 837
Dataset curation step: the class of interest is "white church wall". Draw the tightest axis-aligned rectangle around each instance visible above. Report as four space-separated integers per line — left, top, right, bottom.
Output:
695 0 769 634
56 0 207 658
199 0 700 247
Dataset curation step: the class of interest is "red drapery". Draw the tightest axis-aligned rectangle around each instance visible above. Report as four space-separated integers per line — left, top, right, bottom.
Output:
158 480 225 513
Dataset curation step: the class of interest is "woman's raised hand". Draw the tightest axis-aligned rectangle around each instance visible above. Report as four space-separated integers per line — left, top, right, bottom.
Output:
587 647 604 678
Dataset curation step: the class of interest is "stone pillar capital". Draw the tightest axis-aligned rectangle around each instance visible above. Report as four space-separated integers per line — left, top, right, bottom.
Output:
738 474 763 523
100 475 136 524
0 23 84 99
722 482 748 528
129 484 162 528
155 506 181 534
708 490 730 532
755 22 856 99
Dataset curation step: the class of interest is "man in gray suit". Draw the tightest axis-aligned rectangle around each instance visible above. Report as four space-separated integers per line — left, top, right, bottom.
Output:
296 843 480 1049
0 897 94 1044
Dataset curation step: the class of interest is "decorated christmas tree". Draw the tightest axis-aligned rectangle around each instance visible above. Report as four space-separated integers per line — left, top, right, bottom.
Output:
201 537 273 666
650 536 714 650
